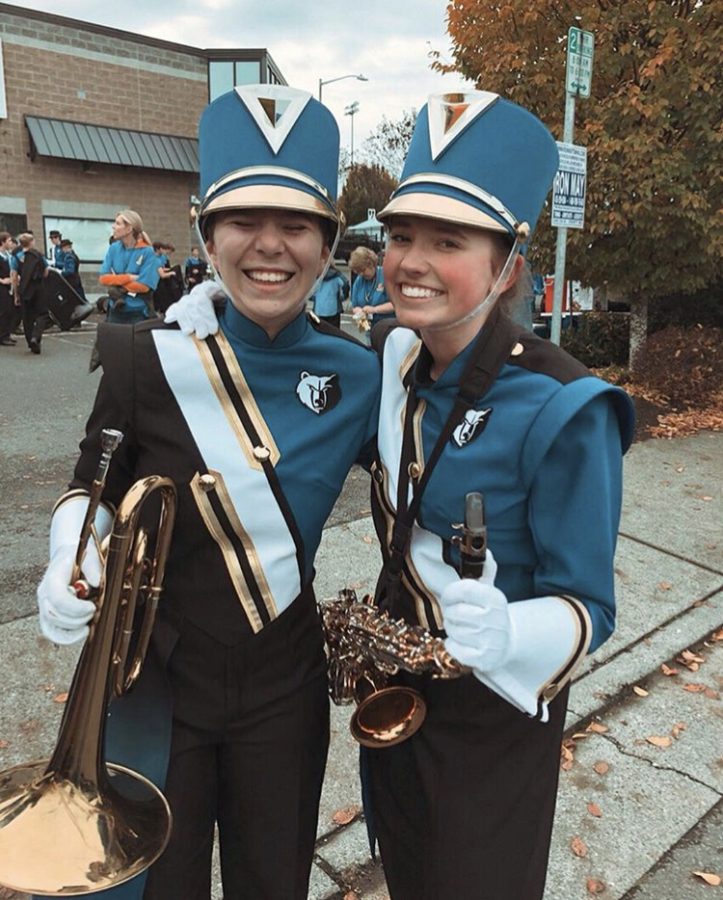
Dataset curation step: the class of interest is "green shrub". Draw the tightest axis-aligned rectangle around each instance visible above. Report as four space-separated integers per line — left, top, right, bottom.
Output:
649 284 723 333
634 325 723 408
561 312 629 367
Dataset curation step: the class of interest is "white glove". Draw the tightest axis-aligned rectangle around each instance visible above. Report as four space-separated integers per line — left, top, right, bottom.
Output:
440 550 593 721
37 496 112 645
440 551 513 673
37 545 100 645
164 280 224 337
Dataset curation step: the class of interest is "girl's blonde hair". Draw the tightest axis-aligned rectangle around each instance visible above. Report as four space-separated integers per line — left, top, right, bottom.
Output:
117 209 151 243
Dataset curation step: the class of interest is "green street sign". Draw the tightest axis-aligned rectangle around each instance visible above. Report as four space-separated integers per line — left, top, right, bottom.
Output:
566 26 594 98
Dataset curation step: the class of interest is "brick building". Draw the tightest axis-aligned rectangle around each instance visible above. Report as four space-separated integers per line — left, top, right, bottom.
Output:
0 3 285 283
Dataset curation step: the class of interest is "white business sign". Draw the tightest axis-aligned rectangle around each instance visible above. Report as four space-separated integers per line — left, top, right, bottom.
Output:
566 27 594 98
551 142 587 229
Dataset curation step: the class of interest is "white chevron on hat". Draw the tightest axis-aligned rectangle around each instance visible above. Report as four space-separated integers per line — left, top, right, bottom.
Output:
235 84 311 155
427 90 499 162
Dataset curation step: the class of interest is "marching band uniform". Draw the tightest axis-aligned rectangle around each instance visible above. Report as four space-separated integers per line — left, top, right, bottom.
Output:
363 93 635 899
100 237 159 324
36 86 380 899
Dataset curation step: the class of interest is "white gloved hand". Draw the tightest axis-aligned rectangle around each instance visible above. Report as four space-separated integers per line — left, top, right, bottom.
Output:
37 544 100 645
440 550 514 673
164 280 224 338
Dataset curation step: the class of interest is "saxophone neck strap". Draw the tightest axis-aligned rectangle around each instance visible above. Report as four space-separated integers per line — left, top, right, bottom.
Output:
389 306 519 573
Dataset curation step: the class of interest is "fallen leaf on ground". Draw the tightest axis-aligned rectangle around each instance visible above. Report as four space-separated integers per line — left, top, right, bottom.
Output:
587 802 603 817
657 581 672 591
679 649 705 665
571 836 588 857
344 892 360 900
646 735 673 748
692 871 721 886
0 739 8 749
586 877 607 894
671 722 687 739
704 688 720 699
362 535 374 544
560 742 575 771
661 663 679 676
332 804 362 826
586 721 609 734
53 692 68 704
633 685 649 697
593 761 609 775
683 683 707 693
711 628 723 642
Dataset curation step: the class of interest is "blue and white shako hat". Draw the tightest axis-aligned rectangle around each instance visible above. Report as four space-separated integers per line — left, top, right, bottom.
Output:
198 84 339 236
378 91 559 245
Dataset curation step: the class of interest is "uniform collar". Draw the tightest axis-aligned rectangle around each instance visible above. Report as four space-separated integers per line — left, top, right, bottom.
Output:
413 329 481 389
221 300 308 348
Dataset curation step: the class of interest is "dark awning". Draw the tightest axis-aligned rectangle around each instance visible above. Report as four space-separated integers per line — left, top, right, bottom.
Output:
25 116 199 173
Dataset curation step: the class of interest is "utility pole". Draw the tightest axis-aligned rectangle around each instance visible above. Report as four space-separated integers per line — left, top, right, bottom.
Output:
344 101 359 167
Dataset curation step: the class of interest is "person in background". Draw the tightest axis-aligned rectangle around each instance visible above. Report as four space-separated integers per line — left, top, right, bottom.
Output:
12 232 50 354
349 246 394 329
361 90 635 900
47 229 65 270
35 83 380 900
0 231 16 346
153 242 183 315
59 238 86 300
311 262 349 328
183 245 208 292
99 211 159 324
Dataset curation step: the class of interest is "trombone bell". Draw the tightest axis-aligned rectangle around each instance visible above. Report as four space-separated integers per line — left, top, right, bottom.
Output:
0 760 170 895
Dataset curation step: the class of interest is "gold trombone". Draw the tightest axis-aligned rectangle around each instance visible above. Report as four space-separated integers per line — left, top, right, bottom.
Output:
0 428 177 895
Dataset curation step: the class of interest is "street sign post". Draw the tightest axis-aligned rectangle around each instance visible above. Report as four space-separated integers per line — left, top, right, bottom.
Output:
551 142 587 230
550 25 595 346
566 27 594 97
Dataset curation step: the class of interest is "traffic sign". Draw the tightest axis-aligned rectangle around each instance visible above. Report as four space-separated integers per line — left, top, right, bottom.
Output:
566 27 594 98
551 142 587 229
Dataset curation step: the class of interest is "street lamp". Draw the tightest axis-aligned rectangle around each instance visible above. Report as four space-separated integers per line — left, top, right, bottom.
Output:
318 73 368 102
344 101 359 167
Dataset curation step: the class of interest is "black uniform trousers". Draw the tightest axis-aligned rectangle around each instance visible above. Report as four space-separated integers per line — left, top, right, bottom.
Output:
364 672 569 900
20 283 50 346
144 591 330 900
0 285 13 340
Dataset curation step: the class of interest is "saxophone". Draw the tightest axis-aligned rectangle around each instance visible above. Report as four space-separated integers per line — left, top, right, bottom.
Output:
320 492 485 747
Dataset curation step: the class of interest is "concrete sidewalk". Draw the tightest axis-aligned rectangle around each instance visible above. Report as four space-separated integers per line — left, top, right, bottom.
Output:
0 402 720 896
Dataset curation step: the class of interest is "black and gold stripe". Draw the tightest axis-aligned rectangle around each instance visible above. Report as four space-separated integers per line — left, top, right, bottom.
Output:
190 470 275 633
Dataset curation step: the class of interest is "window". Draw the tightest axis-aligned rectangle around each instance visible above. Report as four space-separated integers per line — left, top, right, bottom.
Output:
209 61 234 100
43 216 114 264
208 55 279 101
235 60 260 85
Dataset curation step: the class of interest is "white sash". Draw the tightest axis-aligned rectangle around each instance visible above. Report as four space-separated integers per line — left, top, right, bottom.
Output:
153 330 301 626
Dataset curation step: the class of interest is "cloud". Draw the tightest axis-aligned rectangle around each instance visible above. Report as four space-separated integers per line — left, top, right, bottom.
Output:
4 0 473 151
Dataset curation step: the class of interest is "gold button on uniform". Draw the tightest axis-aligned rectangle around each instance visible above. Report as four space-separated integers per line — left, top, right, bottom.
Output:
253 446 271 461
408 461 421 479
199 474 216 491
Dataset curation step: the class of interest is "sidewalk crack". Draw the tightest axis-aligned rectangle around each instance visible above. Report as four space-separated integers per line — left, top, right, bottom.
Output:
600 732 722 796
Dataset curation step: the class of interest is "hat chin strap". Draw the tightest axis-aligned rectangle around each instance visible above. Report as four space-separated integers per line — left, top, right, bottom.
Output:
194 215 342 312
423 233 524 333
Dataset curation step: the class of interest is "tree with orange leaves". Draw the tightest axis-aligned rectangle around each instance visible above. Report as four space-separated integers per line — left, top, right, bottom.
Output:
433 0 722 368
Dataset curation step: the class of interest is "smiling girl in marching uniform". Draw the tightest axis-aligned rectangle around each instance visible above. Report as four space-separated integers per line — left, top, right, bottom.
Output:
362 90 635 900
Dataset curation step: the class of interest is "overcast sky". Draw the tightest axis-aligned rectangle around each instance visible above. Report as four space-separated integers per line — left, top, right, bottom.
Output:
7 0 475 167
